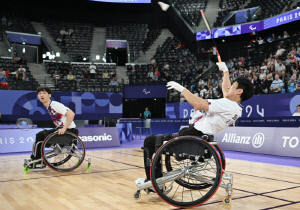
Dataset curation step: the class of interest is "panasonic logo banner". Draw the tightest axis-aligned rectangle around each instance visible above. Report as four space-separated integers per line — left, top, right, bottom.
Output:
79 133 112 142
77 127 120 148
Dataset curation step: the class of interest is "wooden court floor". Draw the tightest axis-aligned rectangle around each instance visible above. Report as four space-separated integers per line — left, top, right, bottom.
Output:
0 148 300 210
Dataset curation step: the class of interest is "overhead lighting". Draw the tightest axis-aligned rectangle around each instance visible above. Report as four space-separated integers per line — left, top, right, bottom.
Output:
38 32 42 35
49 55 53 59
115 47 118 49
8 49 11 52
102 57 106 63
83 57 87 61
42 54 46 58
96 55 100 60
22 42 25 45
46 52 51 56
56 52 60 57
22 48 26 53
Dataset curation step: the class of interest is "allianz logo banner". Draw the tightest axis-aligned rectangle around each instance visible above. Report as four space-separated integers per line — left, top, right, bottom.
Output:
215 127 300 158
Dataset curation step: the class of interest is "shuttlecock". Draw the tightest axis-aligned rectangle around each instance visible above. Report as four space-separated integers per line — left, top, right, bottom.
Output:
158 2 170 11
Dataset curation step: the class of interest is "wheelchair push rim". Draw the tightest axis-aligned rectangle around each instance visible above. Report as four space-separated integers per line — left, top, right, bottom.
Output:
150 136 223 208
41 131 86 172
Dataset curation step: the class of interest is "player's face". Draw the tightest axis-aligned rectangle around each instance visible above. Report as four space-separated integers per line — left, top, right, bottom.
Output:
297 106 300 113
38 91 51 103
227 82 242 98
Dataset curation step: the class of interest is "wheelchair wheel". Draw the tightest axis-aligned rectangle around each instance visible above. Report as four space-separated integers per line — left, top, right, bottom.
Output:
165 143 226 190
41 131 86 172
150 136 223 208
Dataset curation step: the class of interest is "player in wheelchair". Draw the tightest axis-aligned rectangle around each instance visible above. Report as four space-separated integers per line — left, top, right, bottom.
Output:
23 87 90 172
134 62 254 208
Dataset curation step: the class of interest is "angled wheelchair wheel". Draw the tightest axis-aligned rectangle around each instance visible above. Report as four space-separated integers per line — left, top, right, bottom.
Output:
150 136 223 208
41 131 86 172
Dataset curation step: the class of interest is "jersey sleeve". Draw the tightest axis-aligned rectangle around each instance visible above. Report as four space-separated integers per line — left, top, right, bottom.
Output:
52 102 70 115
207 98 235 114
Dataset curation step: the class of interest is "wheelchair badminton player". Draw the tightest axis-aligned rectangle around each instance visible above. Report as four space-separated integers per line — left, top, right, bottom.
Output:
29 86 78 164
137 62 255 189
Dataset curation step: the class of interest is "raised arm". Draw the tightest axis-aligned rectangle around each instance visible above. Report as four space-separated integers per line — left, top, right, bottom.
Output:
216 62 231 98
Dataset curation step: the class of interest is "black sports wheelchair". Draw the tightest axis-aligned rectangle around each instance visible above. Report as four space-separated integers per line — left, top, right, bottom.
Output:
134 134 233 208
24 131 91 172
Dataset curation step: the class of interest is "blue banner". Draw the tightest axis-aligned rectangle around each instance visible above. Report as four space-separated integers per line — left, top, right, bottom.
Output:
237 116 300 127
6 31 41 45
124 85 167 99
0 90 123 121
166 92 300 119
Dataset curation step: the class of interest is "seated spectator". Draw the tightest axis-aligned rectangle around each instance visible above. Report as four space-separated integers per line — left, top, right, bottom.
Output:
46 61 55 73
261 62 267 72
60 28 67 37
103 70 110 78
68 28 73 36
150 57 156 64
256 37 264 45
237 57 244 66
283 31 289 39
127 65 133 71
253 75 263 95
0 72 7 83
182 49 188 57
135 65 140 70
170 56 177 63
259 69 266 80
288 74 297 91
193 89 199 97
68 61 74 72
296 76 300 91
18 55 27 64
60 61 69 76
89 62 96 79
7 20 13 27
227 59 234 69
56 35 62 44
17 65 26 77
109 77 118 86
164 72 171 82
67 72 74 80
275 60 286 79
152 68 160 81
270 34 277 42
2 16 7 26
110 69 117 78
21 72 26 81
176 42 182 49
274 45 286 58
164 62 169 70
83 70 90 82
270 74 284 93
198 78 206 87
53 70 60 81
206 86 214 99
0 68 3 76
54 60 60 70
184 69 192 85
207 74 214 87
147 70 153 78
11 54 19 63
199 85 207 98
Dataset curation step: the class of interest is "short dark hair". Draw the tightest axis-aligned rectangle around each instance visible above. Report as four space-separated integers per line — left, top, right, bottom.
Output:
297 104 300 108
235 77 254 102
37 86 52 95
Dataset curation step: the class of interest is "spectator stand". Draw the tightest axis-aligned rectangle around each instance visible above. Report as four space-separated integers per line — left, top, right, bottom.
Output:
0 57 39 90
43 19 94 61
0 11 36 34
43 60 122 93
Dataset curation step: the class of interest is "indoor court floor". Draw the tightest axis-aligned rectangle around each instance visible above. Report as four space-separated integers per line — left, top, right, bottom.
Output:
0 141 300 210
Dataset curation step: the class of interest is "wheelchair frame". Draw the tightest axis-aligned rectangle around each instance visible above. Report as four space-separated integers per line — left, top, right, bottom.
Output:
24 131 91 172
134 136 233 208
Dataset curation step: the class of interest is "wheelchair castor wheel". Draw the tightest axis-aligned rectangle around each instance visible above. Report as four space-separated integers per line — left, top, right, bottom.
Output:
24 167 29 172
133 191 141 200
86 164 91 169
223 196 232 205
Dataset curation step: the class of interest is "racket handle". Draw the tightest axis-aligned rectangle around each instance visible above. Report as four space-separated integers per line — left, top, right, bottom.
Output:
217 52 222 64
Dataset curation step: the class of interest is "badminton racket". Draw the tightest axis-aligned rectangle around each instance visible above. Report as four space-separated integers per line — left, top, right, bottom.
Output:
200 10 222 64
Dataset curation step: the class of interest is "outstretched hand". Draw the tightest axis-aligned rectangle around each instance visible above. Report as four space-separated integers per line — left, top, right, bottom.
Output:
216 62 228 73
166 81 185 93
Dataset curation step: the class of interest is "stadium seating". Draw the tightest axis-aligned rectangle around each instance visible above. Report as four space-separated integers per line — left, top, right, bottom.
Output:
106 24 148 62
0 58 39 90
0 12 36 34
43 19 94 61
43 61 122 92
173 0 208 27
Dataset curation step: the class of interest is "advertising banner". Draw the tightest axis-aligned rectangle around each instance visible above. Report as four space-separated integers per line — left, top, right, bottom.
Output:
0 127 120 154
196 8 300 41
6 31 41 45
0 90 123 121
215 127 300 158
106 40 127 48
124 85 167 99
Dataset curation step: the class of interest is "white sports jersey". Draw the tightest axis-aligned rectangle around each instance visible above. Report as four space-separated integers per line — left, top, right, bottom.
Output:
189 110 202 125
47 101 76 129
193 98 243 135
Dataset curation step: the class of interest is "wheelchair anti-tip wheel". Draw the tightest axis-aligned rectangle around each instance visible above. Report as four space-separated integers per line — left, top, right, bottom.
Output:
41 131 86 172
150 136 223 208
